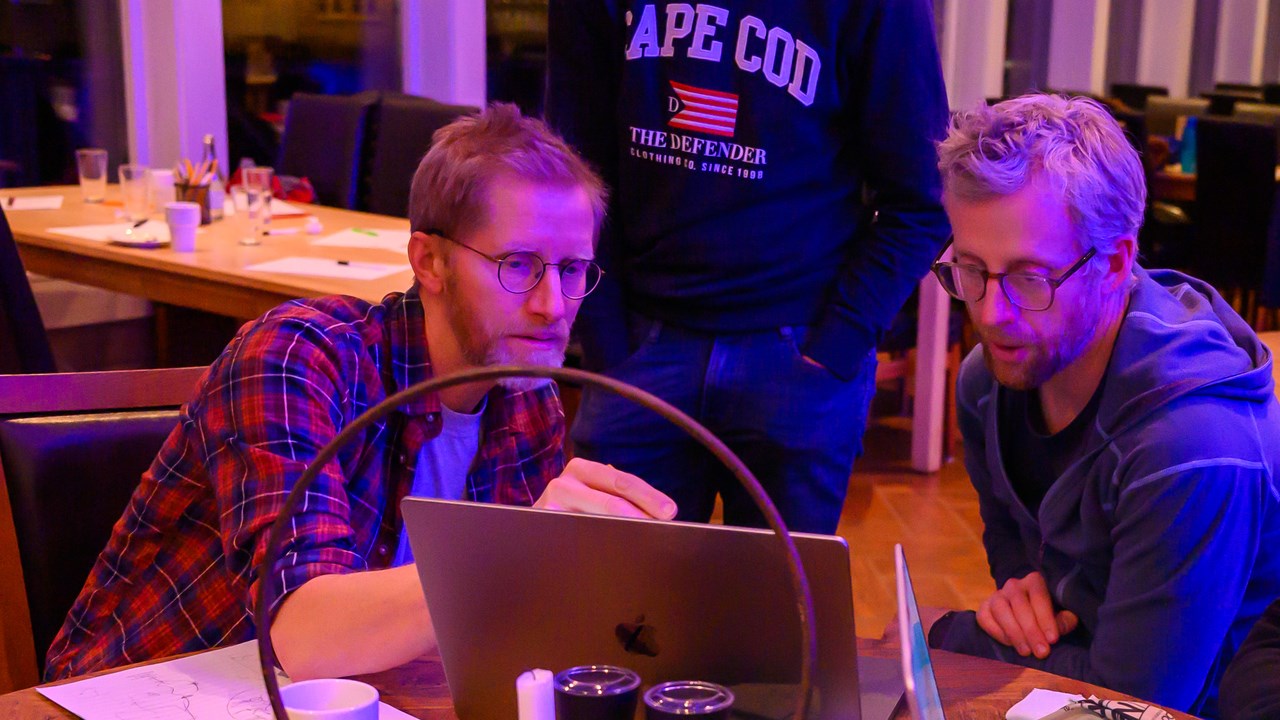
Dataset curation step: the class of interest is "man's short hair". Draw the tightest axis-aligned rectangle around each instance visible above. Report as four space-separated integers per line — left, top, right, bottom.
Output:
408 102 608 241
937 94 1146 261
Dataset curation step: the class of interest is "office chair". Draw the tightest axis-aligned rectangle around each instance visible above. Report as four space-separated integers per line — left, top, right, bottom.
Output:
0 366 205 690
277 91 379 209
1193 119 1279 320
362 94 476 218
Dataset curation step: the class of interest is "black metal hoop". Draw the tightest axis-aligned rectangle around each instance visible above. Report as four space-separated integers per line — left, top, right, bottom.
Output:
254 365 815 719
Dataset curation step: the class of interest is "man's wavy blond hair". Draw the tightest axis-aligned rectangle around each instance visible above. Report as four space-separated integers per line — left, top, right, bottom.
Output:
937 94 1146 265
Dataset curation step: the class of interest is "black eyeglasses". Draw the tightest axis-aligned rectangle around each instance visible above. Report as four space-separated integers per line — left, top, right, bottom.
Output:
427 229 604 300
930 237 1097 312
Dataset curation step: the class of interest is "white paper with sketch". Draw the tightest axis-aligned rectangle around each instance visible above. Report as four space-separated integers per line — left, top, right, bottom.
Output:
229 194 308 217
2 195 65 210
36 640 417 720
47 221 172 243
244 256 410 280
270 200 308 217
311 228 411 253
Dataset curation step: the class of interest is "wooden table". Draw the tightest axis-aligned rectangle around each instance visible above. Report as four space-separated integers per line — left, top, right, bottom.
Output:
3 185 416 320
1151 163 1280 204
0 640 1195 719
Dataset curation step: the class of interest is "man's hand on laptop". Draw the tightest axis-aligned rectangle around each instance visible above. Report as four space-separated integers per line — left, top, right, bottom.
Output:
976 571 1079 660
535 458 678 520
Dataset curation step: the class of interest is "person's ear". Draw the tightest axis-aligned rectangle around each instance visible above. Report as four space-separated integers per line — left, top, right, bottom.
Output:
409 231 446 295
1102 235 1137 292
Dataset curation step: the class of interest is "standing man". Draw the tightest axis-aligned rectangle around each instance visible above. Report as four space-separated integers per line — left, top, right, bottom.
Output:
926 94 1280 717
546 0 951 533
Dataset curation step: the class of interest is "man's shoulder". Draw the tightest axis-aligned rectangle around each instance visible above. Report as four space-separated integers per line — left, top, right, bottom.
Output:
240 295 395 353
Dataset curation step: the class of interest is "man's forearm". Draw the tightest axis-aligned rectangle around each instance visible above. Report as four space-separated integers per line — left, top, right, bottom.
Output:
271 565 435 680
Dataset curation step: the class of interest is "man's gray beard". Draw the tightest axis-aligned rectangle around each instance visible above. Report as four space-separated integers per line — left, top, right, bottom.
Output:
982 275 1119 391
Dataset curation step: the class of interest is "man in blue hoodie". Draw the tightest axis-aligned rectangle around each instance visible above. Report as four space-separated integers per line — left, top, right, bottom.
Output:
925 94 1280 718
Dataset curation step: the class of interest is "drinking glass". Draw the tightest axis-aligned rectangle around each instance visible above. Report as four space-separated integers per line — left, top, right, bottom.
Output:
240 167 274 246
75 149 108 203
119 164 151 221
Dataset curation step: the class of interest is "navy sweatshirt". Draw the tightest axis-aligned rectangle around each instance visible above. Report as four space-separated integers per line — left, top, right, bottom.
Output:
935 268 1280 718
546 0 951 378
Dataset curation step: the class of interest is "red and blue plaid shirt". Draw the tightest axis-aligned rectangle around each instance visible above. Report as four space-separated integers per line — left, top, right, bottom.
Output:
45 288 565 680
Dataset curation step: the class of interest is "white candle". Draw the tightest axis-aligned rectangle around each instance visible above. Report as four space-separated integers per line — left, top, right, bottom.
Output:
516 668 555 720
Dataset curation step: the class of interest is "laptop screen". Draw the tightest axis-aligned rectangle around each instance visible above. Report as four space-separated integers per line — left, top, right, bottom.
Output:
895 544 946 720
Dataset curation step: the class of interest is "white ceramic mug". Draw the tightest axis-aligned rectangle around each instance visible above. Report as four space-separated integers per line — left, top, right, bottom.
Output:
164 201 201 252
280 678 379 720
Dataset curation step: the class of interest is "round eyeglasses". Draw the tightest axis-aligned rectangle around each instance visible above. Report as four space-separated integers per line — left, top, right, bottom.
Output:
930 237 1097 312
427 229 604 300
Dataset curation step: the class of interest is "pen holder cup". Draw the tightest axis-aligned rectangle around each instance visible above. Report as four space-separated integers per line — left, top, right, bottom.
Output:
174 183 212 225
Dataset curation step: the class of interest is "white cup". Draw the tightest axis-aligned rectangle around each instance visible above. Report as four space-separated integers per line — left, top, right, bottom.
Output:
164 201 201 252
280 678 379 720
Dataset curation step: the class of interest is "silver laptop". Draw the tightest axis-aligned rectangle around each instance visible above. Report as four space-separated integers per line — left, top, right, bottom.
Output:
895 544 946 720
403 498 905 719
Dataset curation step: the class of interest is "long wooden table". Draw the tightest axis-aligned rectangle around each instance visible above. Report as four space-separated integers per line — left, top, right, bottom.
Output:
0 640 1194 719
4 185 416 320
1151 163 1280 204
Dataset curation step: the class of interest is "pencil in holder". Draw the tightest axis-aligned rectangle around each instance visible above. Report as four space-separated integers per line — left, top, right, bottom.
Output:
174 183 212 225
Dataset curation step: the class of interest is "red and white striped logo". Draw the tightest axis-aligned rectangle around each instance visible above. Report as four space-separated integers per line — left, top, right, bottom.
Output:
667 80 739 138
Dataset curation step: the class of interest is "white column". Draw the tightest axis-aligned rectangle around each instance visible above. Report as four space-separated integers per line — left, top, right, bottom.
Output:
940 0 1010 109
401 0 487 106
1215 0 1270 84
119 0 228 170
1136 0 1196 97
1047 0 1111 95
913 0 1008 472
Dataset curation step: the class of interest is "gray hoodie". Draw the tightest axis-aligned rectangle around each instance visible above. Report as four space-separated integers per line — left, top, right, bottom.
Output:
934 267 1280 718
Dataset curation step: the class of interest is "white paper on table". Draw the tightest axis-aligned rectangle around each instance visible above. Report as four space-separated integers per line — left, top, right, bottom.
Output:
245 256 409 280
312 228 411 253
2 195 64 210
229 194 308 217
270 199 307 217
1005 688 1085 720
47 221 172 243
37 640 417 720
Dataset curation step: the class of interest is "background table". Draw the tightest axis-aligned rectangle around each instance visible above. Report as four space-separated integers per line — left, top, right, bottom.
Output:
4 185 416 320
1151 163 1280 204
0 639 1196 720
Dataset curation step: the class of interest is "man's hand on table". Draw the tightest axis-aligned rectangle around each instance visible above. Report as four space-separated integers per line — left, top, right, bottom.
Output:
535 458 677 520
977 572 1079 660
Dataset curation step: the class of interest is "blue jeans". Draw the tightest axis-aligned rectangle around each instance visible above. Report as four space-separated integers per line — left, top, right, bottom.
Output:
570 317 876 534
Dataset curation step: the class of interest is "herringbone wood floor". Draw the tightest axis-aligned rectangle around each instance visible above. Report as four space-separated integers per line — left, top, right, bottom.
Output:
840 417 994 639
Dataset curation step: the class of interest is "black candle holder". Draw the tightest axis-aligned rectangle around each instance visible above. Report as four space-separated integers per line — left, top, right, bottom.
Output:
254 365 816 719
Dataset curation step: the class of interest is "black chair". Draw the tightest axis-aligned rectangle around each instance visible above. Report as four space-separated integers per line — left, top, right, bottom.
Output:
361 94 476 218
1203 91 1257 116
1192 119 1280 315
1234 103 1280 162
1215 82 1265 97
277 91 379 209
0 366 205 689
1111 83 1167 110
1146 96 1210 137
1109 107 1148 157
0 209 56 375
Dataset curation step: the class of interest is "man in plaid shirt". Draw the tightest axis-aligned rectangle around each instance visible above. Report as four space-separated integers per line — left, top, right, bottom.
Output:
46 104 675 681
